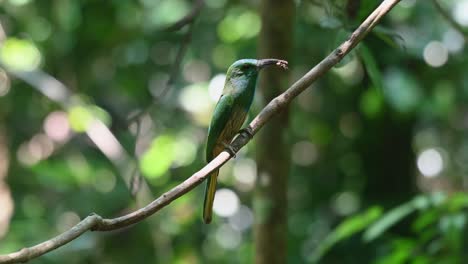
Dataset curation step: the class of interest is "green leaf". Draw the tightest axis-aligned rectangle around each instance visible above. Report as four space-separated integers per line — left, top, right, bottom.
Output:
412 208 440 232
372 26 405 50
375 239 416 264
308 206 382 263
364 195 441 242
360 87 384 118
447 192 468 211
359 44 383 92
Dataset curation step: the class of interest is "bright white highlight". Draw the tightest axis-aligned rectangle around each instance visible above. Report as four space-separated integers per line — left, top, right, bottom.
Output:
208 74 226 102
233 158 257 191
213 188 240 217
453 1 468 27
417 148 443 177
423 41 448 67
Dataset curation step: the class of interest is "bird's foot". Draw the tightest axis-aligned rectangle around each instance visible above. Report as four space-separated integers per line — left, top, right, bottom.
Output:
238 127 254 140
221 142 237 158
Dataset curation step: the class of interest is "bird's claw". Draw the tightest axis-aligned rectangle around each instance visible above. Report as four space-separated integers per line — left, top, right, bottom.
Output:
238 127 254 140
221 142 237 158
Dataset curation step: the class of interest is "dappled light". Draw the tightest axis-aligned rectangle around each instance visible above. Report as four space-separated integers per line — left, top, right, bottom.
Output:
417 148 444 178
0 69 10 97
43 111 71 143
332 191 360 216
215 224 242 249
208 74 225 102
228 205 254 232
233 158 257 192
178 83 213 125
0 38 41 71
1 0 468 263
332 56 364 85
423 41 448 67
213 188 240 218
442 29 465 54
453 0 468 26
56 211 80 233
292 141 318 166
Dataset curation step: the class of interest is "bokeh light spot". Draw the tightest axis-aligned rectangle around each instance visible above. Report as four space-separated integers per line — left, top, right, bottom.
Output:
215 224 242 249
417 148 444 177
44 111 71 142
443 29 465 54
453 0 468 26
56 211 80 233
0 69 10 97
228 205 254 231
183 60 211 84
292 141 318 166
178 83 212 125
68 106 93 132
140 135 174 179
217 9 260 43
172 137 197 167
208 74 226 102
213 188 240 218
423 41 448 67
212 45 236 69
332 56 364 85
93 170 116 193
0 38 42 71
9 0 32 6
0 184 13 238
233 158 257 192
332 192 360 216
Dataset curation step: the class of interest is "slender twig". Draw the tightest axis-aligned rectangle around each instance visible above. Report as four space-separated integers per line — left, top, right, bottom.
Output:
159 23 195 98
431 0 468 42
128 0 202 124
126 23 195 125
164 0 204 32
0 0 401 263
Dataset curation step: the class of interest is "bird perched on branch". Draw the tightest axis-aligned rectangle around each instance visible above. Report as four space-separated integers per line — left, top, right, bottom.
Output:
203 58 288 224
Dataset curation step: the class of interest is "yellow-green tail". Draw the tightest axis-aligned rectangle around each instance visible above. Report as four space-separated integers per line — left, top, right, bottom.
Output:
203 169 219 224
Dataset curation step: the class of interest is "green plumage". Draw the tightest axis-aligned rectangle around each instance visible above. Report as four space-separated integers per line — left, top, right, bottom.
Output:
203 58 287 223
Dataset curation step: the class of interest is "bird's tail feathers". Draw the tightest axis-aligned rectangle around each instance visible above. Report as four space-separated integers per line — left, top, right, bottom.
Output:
203 169 219 224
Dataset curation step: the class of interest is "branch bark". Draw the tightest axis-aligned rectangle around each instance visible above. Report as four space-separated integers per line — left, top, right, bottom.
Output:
0 0 401 262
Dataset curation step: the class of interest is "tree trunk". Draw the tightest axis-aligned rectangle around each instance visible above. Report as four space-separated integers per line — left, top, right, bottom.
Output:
255 1 294 263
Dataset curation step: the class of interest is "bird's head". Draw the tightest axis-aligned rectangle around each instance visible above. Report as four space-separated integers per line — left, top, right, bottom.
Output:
226 59 288 79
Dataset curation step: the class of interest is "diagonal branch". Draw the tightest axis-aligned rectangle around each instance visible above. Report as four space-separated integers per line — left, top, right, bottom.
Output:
0 0 401 263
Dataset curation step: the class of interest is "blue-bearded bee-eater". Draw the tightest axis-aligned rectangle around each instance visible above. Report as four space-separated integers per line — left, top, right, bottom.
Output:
203 58 288 223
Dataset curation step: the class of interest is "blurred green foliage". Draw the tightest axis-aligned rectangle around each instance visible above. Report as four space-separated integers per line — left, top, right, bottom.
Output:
0 0 467 263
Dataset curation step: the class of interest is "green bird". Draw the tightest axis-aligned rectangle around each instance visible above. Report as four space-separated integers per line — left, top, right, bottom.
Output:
203 58 288 224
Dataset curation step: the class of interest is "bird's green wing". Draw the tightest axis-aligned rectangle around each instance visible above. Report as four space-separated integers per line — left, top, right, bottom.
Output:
206 94 234 162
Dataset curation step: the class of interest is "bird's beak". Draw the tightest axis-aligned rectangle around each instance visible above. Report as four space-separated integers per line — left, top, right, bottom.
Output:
257 59 288 70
